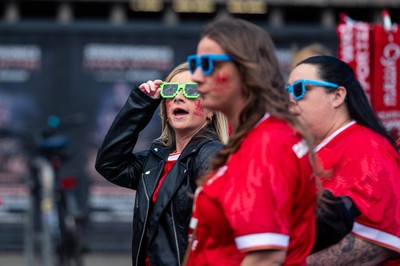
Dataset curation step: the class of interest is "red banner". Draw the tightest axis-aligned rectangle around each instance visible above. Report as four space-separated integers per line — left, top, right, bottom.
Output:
337 11 400 139
371 24 400 131
337 14 372 102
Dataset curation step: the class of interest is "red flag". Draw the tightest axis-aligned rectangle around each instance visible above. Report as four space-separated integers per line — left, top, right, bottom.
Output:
371 11 400 133
337 13 372 102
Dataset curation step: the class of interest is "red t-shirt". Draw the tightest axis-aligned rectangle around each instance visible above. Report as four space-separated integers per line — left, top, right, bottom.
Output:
316 121 400 254
152 152 180 203
146 152 180 266
187 115 316 266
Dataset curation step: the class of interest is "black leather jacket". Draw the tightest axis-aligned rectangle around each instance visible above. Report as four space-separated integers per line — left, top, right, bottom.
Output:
95 87 223 266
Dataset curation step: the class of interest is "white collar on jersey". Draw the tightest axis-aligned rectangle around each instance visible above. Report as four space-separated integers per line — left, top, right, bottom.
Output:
315 120 356 152
168 153 181 161
255 113 270 127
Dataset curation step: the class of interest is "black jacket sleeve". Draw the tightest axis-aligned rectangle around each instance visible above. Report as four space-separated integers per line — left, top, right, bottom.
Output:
95 87 161 189
185 139 223 194
312 189 360 253
195 140 223 180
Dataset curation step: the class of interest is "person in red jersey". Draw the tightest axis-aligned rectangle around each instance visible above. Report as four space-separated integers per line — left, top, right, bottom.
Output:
95 62 229 266
184 18 318 266
288 55 400 265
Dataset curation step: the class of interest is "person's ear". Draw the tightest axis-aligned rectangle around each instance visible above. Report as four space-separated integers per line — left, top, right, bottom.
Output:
206 114 213 123
205 110 214 121
332 86 347 107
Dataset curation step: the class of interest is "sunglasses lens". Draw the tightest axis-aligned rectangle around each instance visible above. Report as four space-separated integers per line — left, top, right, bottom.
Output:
184 83 199 98
188 57 197 74
293 83 304 99
201 57 211 73
162 84 178 98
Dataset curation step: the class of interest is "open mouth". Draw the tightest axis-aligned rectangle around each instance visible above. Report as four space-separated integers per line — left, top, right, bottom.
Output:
173 107 189 116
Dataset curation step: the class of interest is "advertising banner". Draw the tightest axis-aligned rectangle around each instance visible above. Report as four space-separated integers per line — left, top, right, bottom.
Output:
337 11 400 139
337 13 372 102
0 44 46 225
371 23 400 132
0 40 53 251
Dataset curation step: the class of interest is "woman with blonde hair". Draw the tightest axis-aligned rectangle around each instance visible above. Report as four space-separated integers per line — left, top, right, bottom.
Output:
95 62 229 266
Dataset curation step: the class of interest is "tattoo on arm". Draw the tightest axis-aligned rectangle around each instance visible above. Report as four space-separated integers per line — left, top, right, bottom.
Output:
307 234 394 266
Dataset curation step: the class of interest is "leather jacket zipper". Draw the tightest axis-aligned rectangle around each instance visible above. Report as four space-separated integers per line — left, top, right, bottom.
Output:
136 173 150 266
171 202 181 266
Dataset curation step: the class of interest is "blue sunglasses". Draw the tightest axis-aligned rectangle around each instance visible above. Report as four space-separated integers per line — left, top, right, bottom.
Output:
286 79 340 101
187 54 233 75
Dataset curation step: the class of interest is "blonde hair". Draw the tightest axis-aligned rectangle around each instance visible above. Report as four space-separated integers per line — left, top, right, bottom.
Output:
291 43 332 70
156 62 229 148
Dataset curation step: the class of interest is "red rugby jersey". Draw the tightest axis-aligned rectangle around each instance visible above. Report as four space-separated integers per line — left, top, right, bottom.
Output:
188 115 316 266
316 121 400 253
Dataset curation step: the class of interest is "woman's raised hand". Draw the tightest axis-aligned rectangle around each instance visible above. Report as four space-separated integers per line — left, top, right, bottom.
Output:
138 79 163 99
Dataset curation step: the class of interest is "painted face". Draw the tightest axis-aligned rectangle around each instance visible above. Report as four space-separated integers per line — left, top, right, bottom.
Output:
190 37 243 117
287 64 339 140
165 70 213 137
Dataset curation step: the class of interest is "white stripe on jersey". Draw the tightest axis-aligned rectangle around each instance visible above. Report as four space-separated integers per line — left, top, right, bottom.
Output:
189 217 198 230
292 139 309 158
353 222 400 251
235 232 289 251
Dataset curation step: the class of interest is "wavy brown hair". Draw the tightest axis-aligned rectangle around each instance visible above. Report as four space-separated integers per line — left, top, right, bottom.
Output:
200 18 317 172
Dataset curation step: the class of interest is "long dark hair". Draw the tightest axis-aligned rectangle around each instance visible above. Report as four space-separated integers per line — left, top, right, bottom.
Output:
299 55 398 151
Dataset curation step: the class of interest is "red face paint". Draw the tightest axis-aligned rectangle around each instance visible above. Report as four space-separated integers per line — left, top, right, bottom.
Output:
213 72 230 93
166 101 172 111
193 111 205 118
195 100 204 111
193 100 205 118
166 101 173 121
216 72 228 83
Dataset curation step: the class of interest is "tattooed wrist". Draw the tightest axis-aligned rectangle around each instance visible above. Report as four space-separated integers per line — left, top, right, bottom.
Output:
307 234 392 266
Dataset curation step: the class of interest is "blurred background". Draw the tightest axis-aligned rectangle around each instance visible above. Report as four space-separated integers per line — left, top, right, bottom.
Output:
0 0 399 265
